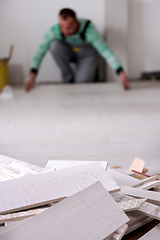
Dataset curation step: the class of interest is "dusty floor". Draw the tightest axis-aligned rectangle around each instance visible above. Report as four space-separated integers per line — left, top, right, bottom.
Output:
0 81 160 170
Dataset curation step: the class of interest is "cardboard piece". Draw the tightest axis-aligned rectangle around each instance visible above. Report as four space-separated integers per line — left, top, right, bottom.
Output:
0 182 129 240
0 154 44 182
107 168 140 187
133 171 148 180
116 168 135 177
132 175 159 188
111 193 146 212
0 162 40 181
120 186 160 205
118 198 146 212
126 211 147 226
45 160 108 170
0 163 120 214
110 224 128 240
129 158 145 173
142 168 148 174
112 166 135 176
125 217 153 235
0 207 49 224
137 180 160 190
138 202 160 221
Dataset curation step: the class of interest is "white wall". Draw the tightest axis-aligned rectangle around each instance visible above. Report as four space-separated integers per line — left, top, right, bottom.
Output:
106 0 160 81
106 0 128 82
0 0 106 83
128 0 160 78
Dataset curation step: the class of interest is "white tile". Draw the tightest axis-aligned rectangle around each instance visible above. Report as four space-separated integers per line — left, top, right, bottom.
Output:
120 186 160 205
0 163 120 214
0 182 129 240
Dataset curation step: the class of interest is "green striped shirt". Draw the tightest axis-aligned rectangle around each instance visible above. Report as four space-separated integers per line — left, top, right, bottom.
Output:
31 19 122 73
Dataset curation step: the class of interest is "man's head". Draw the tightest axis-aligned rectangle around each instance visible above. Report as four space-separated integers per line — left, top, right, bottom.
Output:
59 8 79 36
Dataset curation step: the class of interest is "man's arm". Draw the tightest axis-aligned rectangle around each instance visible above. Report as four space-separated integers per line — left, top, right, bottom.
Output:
85 22 130 89
119 71 130 90
25 25 60 91
25 73 36 91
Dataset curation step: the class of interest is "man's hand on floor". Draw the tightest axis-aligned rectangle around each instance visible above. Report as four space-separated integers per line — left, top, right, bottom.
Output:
25 74 36 91
119 71 130 90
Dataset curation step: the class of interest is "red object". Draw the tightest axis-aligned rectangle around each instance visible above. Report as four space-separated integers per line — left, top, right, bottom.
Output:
132 170 160 181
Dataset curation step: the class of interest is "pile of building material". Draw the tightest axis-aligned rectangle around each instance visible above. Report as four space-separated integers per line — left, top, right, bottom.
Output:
0 154 160 239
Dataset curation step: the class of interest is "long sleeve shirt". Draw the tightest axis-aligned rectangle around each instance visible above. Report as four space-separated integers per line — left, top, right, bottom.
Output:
31 19 123 74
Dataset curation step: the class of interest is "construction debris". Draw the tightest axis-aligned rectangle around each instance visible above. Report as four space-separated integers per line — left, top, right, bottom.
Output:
111 193 146 212
0 155 160 239
139 223 160 239
0 182 129 240
129 158 145 173
0 207 49 224
120 186 160 205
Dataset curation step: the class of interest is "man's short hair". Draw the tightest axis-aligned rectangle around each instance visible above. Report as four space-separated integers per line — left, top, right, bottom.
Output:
59 8 76 20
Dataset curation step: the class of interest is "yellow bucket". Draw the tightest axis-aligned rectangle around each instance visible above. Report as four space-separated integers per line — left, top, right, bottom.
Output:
0 61 8 89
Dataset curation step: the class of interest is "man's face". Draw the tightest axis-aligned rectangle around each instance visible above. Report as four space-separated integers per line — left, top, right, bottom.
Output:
59 16 79 36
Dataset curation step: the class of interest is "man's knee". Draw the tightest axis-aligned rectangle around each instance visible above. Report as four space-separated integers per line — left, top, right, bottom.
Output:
75 66 98 83
75 56 99 83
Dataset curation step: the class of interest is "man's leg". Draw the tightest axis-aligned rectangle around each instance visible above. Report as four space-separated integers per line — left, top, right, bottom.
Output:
75 45 99 83
50 40 76 83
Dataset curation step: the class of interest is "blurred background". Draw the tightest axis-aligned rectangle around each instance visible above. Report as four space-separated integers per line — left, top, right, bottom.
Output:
0 0 160 171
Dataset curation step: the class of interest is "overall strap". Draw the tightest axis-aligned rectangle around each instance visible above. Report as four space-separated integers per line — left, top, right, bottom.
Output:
61 32 65 40
80 20 91 41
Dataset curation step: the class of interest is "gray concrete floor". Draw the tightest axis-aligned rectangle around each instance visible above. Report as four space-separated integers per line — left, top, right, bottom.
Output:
0 81 160 170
